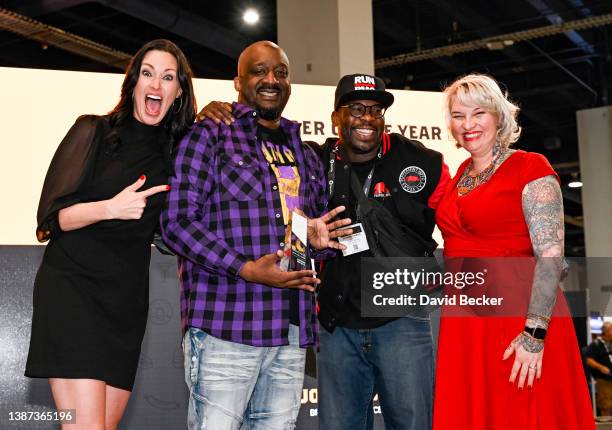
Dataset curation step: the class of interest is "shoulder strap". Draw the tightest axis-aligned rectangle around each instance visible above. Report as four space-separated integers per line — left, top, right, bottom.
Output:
349 170 375 216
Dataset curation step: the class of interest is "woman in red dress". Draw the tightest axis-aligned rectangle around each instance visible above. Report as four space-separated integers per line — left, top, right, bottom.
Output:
433 74 595 430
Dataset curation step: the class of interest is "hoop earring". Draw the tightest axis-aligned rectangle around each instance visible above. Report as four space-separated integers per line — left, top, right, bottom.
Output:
174 96 183 114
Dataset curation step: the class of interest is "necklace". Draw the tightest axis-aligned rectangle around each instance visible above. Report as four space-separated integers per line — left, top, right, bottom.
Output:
457 145 506 196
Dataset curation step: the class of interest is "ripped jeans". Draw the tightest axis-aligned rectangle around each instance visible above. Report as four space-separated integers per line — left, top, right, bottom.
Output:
183 325 305 430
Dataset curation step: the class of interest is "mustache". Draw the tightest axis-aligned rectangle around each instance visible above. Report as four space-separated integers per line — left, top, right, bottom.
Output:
256 83 282 92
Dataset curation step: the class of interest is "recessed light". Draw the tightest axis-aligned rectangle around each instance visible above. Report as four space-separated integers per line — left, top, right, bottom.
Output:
243 9 260 25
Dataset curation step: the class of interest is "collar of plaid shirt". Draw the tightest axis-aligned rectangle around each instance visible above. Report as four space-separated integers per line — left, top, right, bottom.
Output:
161 102 328 348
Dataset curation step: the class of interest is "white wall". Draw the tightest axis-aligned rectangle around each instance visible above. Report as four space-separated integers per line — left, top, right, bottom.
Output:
0 66 465 245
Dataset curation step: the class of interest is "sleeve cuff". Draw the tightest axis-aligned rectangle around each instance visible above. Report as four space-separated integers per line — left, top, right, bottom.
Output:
228 253 250 279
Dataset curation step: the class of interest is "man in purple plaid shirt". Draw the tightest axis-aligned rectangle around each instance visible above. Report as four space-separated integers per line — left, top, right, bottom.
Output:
161 41 350 430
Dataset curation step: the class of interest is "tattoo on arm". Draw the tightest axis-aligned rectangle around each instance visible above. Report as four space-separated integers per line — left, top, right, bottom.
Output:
522 175 564 257
522 175 565 329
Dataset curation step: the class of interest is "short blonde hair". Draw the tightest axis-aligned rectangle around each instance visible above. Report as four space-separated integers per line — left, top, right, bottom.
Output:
443 74 521 148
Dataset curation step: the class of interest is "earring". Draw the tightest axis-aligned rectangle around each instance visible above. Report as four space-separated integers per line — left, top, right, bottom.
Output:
173 96 183 114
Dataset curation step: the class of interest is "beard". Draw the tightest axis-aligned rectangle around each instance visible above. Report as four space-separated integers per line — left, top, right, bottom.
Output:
343 128 382 153
252 82 288 121
256 106 282 121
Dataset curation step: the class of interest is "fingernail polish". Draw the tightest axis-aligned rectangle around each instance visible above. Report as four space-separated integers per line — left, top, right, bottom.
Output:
166 185 171 191
140 174 145 180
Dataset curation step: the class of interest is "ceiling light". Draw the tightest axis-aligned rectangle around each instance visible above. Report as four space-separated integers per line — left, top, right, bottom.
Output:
568 180 583 188
486 40 515 50
486 41 506 50
243 9 260 25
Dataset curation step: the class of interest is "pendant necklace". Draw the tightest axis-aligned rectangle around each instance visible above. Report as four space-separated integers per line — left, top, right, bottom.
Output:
457 145 506 196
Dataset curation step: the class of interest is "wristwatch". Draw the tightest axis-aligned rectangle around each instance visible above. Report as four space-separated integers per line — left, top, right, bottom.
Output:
524 325 547 340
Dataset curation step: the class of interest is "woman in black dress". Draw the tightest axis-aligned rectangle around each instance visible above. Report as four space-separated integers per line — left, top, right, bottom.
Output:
25 39 195 429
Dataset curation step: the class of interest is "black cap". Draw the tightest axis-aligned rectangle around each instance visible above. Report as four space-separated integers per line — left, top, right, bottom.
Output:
334 74 394 110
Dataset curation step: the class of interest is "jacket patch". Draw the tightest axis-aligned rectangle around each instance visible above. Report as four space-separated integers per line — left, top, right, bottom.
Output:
373 181 391 198
399 166 426 193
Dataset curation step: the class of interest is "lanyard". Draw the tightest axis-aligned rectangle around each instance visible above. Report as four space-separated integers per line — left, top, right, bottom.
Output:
361 167 375 196
327 134 390 198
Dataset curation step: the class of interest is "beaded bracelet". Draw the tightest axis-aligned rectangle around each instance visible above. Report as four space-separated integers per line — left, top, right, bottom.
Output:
526 313 551 323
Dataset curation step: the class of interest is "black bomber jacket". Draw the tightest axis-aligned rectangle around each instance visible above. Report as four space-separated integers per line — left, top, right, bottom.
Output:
308 133 447 332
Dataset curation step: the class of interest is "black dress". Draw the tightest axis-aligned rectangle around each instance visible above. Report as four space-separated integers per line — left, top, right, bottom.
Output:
25 115 169 391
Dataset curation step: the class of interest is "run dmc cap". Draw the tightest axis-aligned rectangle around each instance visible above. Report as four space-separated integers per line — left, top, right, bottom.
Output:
334 74 395 110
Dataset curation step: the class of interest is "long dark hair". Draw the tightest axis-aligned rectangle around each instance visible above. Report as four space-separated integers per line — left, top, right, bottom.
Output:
108 39 196 151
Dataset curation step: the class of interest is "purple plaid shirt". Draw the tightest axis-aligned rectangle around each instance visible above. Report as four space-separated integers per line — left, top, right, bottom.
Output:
161 103 328 347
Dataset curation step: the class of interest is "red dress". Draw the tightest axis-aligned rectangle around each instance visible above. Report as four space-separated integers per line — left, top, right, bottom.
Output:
433 151 595 430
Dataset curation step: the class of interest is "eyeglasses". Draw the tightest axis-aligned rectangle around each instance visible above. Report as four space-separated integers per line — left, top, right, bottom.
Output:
339 103 386 119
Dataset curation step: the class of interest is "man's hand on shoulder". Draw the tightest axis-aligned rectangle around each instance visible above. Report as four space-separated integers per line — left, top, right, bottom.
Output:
239 250 320 292
196 101 234 124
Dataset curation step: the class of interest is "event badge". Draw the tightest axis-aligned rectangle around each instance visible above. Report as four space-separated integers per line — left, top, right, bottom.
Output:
338 223 370 256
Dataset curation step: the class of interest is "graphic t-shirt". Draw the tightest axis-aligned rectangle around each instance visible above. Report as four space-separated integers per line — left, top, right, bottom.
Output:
257 124 301 325
259 125 301 223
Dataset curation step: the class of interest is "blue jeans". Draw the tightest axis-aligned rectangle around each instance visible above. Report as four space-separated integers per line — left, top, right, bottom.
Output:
318 317 434 430
183 325 305 430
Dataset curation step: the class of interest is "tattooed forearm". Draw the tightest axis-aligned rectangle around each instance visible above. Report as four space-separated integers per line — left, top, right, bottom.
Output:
526 258 559 328
522 175 565 325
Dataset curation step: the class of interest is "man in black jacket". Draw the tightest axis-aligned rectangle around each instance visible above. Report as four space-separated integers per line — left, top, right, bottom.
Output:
313 74 449 430
198 73 450 430
587 322 612 418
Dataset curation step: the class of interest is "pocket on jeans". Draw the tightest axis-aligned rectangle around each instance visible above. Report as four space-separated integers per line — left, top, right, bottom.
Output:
185 328 206 388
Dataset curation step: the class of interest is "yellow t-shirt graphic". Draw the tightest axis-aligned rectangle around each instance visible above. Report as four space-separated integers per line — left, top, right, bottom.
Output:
259 133 301 225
